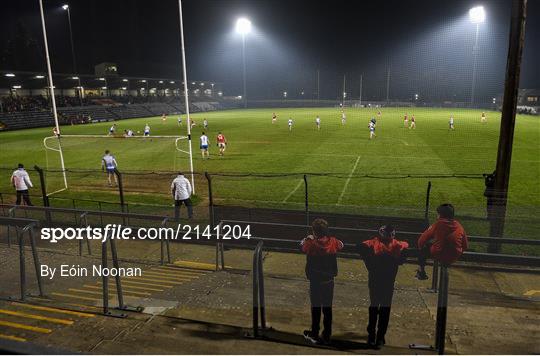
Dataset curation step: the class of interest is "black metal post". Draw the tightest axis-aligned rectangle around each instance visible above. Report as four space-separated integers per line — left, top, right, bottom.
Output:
258 249 266 330
28 226 44 297
109 238 125 309
17 228 26 300
34 165 51 224
252 244 260 337
114 169 127 226
489 0 528 253
304 174 309 228
102 236 109 315
435 266 449 354
425 181 432 223
430 260 439 293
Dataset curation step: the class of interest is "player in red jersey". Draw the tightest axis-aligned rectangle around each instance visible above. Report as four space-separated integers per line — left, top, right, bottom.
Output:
272 112 277 124
409 115 416 129
216 132 227 156
403 113 408 128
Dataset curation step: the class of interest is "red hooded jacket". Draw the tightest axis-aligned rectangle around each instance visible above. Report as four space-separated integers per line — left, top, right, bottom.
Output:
301 236 344 281
418 218 468 265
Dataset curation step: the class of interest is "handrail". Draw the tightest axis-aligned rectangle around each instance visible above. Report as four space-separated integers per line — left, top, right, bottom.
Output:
252 240 266 337
0 216 44 300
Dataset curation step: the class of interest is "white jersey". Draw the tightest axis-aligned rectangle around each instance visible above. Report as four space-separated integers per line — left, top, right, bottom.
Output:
127 130 134 136
109 125 115 133
171 175 192 200
369 122 375 131
450 117 454 124
102 154 117 169
144 125 150 133
11 169 33 191
200 135 209 146
203 120 208 127
288 119 293 126
342 113 346 119
316 117 321 125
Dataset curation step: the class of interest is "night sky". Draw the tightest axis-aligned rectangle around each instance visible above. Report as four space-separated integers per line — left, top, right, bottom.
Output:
1 0 539 101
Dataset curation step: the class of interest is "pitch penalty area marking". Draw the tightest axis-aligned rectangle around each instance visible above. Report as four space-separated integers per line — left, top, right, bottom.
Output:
282 179 304 203
337 155 361 205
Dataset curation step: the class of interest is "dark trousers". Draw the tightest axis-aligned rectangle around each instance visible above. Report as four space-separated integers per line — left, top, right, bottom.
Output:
367 283 394 341
15 190 32 206
309 279 334 338
418 243 432 271
174 198 193 220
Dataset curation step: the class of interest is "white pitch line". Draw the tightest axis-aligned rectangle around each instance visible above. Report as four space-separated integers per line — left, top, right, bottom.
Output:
337 155 361 205
282 179 304 203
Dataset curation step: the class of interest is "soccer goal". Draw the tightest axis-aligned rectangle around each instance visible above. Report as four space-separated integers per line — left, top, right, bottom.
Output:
43 134 192 197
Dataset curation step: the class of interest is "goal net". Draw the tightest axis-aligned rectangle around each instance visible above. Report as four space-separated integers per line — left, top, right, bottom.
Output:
43 134 191 198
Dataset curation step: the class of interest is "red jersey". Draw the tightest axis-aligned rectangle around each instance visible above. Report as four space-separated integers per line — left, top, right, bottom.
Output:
418 218 468 265
404 115 408 120
411 116 415 122
217 134 226 143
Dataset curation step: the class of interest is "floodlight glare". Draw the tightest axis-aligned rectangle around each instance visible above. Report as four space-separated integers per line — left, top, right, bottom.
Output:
5 73 15 77
236 18 252 35
62 4 69 10
469 6 485 24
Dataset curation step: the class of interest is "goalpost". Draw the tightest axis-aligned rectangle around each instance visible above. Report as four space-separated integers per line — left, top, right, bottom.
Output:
43 134 192 196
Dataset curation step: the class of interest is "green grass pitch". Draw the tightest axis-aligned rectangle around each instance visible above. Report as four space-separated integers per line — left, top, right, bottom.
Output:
0 107 539 246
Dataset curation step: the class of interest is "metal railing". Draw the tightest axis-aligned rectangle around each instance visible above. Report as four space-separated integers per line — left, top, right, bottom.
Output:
0 216 44 300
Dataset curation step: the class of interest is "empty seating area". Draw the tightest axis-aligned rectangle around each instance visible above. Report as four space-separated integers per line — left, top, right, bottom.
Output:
0 110 54 130
107 104 154 119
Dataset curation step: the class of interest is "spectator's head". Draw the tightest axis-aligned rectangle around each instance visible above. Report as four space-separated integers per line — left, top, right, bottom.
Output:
437 203 455 220
17 163 24 169
105 150 110 155
311 218 329 238
378 224 396 241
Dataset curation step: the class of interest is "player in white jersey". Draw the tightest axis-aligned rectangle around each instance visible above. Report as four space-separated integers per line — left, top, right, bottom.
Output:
272 112 277 124
101 150 118 186
144 124 150 136
178 116 183 126
288 118 293 131
368 121 377 139
449 115 455 130
481 112 487 123
315 116 321 130
200 132 210 159
341 111 346 125
161 114 167 123
108 124 117 136
203 119 208 129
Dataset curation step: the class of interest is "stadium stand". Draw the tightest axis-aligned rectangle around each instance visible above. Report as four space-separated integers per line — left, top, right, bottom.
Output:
0 110 54 129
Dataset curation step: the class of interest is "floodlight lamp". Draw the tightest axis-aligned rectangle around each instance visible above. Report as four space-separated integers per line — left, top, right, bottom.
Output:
62 4 69 10
236 18 252 35
5 73 15 77
122 79 129 82
469 6 485 24
35 75 45 79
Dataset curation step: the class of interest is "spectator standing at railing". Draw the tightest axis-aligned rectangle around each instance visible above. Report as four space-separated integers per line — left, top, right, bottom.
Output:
301 218 343 345
11 164 33 206
357 224 409 348
171 172 193 220
415 203 468 280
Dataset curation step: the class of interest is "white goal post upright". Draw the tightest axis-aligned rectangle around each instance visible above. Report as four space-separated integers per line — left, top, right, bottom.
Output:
38 0 68 190
177 0 196 194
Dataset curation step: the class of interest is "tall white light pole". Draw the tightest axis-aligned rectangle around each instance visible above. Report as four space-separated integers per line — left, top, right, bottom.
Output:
469 6 486 106
39 0 67 187
236 18 251 108
177 0 195 193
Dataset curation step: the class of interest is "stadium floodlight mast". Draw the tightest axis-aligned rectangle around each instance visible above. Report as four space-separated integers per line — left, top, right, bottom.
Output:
177 0 195 193
61 3 82 105
38 0 67 190
236 18 251 108
469 5 485 105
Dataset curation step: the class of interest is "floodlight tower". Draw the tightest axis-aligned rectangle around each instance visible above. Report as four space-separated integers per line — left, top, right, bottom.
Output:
469 6 486 106
236 18 251 108
62 4 82 105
